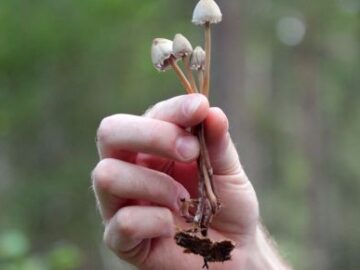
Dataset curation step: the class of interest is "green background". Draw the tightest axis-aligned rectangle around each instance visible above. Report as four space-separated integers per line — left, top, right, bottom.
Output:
0 0 359 269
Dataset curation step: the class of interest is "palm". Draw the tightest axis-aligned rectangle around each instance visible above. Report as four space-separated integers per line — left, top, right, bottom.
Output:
134 156 259 270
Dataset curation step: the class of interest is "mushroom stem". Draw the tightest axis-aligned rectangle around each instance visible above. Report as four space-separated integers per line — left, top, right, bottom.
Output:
203 22 211 97
198 70 204 93
169 58 194 94
198 123 218 212
183 56 199 93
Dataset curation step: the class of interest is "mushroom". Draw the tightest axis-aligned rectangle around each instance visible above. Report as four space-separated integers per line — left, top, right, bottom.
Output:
190 46 206 90
151 38 174 71
190 46 206 71
151 38 193 93
192 0 222 96
173 33 193 58
173 34 198 92
192 0 222 25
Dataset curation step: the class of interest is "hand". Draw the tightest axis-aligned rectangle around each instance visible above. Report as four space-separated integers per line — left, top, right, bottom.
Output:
92 94 272 269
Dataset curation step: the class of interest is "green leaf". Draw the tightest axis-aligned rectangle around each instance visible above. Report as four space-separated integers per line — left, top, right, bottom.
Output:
0 230 30 259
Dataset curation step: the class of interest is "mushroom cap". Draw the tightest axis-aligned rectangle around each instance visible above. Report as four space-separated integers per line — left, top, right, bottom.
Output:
151 38 174 71
192 0 222 25
190 46 206 70
173 34 193 58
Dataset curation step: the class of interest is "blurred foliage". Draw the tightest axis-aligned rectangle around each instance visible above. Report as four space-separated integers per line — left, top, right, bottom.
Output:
0 230 83 270
0 0 359 269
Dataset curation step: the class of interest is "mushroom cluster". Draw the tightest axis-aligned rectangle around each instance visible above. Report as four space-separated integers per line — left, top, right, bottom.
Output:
151 1 234 269
151 0 222 96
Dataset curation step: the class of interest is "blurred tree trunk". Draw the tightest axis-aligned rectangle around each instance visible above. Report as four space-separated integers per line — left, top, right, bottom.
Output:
296 37 329 270
212 0 265 185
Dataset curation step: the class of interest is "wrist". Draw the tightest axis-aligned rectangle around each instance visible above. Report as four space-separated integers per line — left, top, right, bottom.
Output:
245 223 292 270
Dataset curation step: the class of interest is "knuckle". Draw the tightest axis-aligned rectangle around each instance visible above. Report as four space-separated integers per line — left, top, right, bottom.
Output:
145 101 163 118
147 122 166 145
96 115 119 145
156 208 173 226
116 209 136 238
213 107 229 127
145 96 184 120
92 159 117 193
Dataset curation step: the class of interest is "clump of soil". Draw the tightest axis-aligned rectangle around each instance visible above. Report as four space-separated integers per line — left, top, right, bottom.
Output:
175 231 235 269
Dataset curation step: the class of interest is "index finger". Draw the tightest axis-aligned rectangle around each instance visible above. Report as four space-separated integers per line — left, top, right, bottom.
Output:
145 94 209 127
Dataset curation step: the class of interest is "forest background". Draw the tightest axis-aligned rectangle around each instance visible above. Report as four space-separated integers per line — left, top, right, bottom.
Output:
0 0 359 269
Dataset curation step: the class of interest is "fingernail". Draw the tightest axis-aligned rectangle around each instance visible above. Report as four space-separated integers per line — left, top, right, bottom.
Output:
176 190 190 211
184 95 203 117
176 136 199 161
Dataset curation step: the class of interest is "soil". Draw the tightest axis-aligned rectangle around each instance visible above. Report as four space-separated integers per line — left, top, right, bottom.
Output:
174 231 235 269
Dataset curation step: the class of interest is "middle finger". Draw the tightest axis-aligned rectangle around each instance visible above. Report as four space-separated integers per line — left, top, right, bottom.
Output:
92 158 190 221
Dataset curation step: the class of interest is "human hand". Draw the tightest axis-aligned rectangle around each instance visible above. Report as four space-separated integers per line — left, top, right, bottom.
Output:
92 94 265 269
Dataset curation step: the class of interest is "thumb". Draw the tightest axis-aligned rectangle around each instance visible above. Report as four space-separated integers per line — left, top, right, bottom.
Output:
204 108 243 177
204 108 259 236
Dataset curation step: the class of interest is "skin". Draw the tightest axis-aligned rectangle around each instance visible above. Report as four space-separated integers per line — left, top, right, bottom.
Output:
92 94 289 270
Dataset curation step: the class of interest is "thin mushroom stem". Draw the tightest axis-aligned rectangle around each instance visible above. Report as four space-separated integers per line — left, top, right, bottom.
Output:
198 70 204 93
203 22 211 97
198 123 217 212
169 58 194 94
183 56 199 93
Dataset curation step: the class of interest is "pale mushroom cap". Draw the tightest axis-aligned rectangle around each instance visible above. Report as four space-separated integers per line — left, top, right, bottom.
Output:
173 34 193 58
192 0 222 25
190 46 206 70
151 38 174 71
